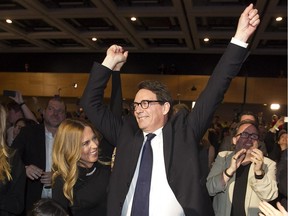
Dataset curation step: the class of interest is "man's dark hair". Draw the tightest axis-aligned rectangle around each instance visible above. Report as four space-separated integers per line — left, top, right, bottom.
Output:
137 80 173 116
233 119 259 137
45 96 67 112
14 117 37 127
7 101 22 113
239 111 259 126
28 198 68 216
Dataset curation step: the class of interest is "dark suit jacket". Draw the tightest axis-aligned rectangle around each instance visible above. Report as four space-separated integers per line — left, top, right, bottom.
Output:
81 43 248 216
12 124 46 212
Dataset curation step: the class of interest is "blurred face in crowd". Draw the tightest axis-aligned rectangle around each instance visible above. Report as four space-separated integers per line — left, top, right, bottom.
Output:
233 123 259 156
43 99 66 129
80 126 99 168
13 119 25 139
278 133 288 150
240 114 256 122
133 89 169 133
7 109 23 126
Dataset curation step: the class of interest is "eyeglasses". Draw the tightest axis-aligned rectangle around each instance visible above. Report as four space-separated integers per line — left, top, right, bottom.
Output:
130 100 164 111
235 132 259 140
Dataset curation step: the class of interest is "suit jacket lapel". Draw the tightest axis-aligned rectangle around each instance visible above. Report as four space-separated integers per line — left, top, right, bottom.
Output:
129 130 145 175
226 153 235 216
39 125 47 169
162 122 173 179
245 163 255 215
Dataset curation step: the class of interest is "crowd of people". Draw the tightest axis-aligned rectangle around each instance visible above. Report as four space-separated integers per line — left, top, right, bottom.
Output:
0 4 287 216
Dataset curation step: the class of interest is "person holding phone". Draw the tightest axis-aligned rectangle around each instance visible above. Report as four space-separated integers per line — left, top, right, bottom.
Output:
12 96 66 213
5 90 38 146
206 120 278 216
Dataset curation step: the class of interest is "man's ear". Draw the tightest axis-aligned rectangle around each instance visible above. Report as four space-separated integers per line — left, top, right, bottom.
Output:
162 102 170 115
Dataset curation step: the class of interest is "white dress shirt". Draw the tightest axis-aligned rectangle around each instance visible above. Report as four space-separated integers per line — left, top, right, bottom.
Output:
41 127 54 198
122 128 185 216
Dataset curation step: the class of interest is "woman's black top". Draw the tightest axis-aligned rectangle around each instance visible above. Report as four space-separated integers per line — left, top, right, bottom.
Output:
52 162 111 216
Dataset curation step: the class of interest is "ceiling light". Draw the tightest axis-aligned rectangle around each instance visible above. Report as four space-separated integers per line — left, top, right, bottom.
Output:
131 17 137 21
191 101 196 109
270 104 280 110
275 17 282 22
92 37 97 41
204 38 209 42
6 19 12 24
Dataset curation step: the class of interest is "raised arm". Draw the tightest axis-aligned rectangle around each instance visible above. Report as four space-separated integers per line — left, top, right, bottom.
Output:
9 91 38 123
188 4 260 141
110 50 128 118
80 45 128 146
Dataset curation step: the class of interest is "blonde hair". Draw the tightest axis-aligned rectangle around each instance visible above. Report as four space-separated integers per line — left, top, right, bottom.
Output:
0 104 13 182
52 118 101 205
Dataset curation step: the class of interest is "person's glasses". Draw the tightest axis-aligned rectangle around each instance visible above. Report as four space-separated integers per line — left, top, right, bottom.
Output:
235 131 259 140
130 100 164 111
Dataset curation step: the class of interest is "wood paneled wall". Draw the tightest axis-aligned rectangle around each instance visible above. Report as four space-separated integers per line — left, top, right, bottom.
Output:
0 72 287 105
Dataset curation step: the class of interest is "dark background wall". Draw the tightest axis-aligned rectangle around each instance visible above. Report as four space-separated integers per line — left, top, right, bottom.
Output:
0 53 286 77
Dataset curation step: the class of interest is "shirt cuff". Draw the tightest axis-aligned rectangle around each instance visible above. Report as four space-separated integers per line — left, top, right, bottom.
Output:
230 37 248 48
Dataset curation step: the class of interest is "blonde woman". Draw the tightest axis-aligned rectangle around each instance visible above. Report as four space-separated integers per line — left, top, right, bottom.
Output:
52 118 110 216
0 104 26 215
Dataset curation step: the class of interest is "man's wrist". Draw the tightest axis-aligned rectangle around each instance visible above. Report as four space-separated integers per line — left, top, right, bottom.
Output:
254 170 265 179
231 37 248 48
273 125 279 131
224 168 234 178
102 57 116 70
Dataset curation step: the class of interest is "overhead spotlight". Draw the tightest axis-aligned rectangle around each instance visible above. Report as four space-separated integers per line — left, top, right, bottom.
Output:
275 17 282 22
270 104 280 110
131 17 137 21
6 19 12 24
191 101 196 109
203 38 209 42
92 37 97 41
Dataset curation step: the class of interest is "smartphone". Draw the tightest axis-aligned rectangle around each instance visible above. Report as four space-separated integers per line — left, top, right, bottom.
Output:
284 117 288 123
3 90 16 97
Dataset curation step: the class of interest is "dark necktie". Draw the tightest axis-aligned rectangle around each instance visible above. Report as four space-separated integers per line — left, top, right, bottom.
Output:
131 133 156 216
